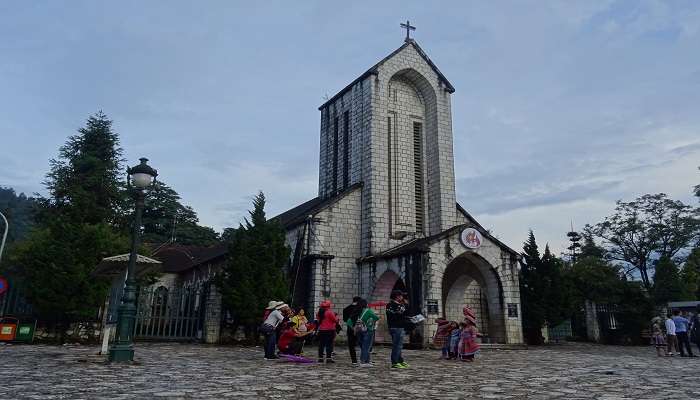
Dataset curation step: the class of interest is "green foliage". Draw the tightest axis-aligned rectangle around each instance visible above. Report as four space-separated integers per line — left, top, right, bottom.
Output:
5 112 130 340
9 221 128 323
652 256 683 305
42 111 125 225
215 192 290 339
136 180 219 246
563 255 653 343
587 193 700 290
680 248 700 300
520 230 564 345
0 187 38 244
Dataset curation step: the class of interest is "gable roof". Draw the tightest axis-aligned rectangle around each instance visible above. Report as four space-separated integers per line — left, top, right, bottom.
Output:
318 39 455 110
274 183 363 229
152 243 228 273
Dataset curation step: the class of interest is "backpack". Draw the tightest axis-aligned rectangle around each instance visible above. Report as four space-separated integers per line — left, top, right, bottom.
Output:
353 308 370 335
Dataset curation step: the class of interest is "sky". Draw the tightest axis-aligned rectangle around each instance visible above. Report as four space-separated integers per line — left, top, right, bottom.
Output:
1 1 699 255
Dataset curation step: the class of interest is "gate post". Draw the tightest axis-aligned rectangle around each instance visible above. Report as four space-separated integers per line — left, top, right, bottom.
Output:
203 284 222 344
585 300 601 343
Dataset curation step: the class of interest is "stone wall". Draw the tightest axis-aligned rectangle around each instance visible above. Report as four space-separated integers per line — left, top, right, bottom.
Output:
305 187 363 314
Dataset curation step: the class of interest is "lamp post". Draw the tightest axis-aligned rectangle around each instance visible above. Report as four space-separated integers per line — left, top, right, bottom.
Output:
109 158 157 362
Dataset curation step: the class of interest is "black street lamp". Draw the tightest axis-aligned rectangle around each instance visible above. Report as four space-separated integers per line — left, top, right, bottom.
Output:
109 158 157 362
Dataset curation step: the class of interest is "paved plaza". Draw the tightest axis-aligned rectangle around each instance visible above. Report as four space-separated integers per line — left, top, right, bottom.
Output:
1 342 698 399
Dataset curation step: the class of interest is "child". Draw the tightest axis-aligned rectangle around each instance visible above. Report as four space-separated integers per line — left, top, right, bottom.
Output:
458 319 481 362
448 322 461 359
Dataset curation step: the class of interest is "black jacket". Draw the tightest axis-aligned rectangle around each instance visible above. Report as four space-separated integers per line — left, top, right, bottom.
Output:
386 300 410 329
342 303 361 325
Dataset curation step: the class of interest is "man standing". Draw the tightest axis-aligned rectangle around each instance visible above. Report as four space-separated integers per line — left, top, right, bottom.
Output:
261 301 289 360
673 310 695 357
665 313 677 356
386 290 410 369
342 296 362 365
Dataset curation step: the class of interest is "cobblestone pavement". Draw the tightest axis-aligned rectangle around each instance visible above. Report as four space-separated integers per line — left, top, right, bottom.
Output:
1 342 699 399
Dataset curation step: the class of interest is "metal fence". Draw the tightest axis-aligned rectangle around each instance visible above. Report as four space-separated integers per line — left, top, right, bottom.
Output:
133 283 208 341
0 279 33 318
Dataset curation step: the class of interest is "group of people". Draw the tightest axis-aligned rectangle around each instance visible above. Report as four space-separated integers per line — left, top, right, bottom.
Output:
432 306 481 362
258 289 424 368
651 307 700 357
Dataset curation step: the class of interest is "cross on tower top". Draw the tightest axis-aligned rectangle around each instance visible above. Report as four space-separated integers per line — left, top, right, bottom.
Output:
400 20 416 42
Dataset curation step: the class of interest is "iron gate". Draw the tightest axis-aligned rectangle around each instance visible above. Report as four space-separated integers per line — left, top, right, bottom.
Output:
133 283 208 341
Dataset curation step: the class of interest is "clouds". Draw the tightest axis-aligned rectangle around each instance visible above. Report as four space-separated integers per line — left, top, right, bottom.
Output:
0 1 699 255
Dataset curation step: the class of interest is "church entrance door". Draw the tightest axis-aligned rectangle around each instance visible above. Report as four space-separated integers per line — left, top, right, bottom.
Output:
369 270 406 343
442 254 506 343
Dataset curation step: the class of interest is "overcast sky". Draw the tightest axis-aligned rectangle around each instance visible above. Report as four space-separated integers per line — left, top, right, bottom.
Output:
1 1 699 254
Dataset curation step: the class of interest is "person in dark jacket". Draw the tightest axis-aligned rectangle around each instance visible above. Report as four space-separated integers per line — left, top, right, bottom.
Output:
342 296 363 365
386 290 411 369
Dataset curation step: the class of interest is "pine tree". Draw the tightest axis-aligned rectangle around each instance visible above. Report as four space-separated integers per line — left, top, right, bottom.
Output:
520 230 546 344
215 192 290 340
9 112 129 340
42 111 125 225
541 244 566 327
137 180 219 246
652 256 683 305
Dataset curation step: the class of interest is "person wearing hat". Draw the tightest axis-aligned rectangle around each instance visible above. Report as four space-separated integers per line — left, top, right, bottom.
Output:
316 300 339 363
261 301 288 360
458 307 481 361
386 290 411 369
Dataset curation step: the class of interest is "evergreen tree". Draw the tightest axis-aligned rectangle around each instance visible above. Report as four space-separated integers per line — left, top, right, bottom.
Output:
136 180 219 246
215 192 290 340
520 230 546 344
652 256 683 305
0 187 38 245
42 111 125 225
541 244 566 327
9 112 129 340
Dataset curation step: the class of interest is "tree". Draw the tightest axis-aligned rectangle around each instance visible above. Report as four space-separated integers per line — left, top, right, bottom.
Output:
541 244 566 327
137 180 219 246
519 230 546 344
680 248 700 300
41 111 125 225
215 192 290 340
8 112 129 341
587 193 700 290
0 187 38 244
652 256 683 305
566 229 582 263
8 222 128 339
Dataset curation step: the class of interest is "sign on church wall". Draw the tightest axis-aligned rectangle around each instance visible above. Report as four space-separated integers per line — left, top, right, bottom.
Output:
459 228 482 249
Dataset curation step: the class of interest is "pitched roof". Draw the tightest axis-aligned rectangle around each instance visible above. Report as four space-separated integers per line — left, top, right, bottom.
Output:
318 39 455 110
274 183 363 229
152 242 228 273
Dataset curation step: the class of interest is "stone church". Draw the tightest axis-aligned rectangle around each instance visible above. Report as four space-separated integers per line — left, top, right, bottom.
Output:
277 36 523 345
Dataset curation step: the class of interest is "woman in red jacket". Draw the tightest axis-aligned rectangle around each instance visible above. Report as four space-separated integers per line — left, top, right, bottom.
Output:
316 300 339 363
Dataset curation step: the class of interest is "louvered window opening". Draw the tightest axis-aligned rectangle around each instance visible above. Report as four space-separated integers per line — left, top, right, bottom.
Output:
343 111 350 189
413 122 424 234
332 116 339 194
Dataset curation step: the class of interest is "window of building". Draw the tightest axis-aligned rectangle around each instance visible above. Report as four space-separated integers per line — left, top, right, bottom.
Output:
413 121 424 234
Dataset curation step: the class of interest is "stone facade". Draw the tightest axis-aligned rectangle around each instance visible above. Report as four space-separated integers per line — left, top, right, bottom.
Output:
280 40 523 345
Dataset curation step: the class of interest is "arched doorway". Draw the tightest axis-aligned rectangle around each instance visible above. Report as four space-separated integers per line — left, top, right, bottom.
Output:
442 254 506 343
369 270 406 343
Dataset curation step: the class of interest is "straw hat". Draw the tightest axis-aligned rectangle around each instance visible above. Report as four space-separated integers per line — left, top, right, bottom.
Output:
275 303 289 310
266 300 284 310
